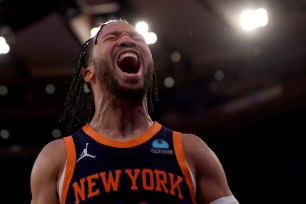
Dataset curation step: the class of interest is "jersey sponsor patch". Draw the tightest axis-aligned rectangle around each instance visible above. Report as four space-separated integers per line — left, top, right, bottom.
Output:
151 139 173 155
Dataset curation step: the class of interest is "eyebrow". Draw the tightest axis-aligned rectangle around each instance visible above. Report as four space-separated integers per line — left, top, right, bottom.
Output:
102 30 142 39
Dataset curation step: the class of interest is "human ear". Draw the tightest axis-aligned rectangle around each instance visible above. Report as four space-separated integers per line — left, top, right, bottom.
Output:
82 66 95 82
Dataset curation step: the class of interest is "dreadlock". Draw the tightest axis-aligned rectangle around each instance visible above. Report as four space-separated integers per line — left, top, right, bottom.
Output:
59 38 94 134
59 19 158 134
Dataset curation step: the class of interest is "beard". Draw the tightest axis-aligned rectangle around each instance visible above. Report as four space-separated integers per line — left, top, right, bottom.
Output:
94 58 153 103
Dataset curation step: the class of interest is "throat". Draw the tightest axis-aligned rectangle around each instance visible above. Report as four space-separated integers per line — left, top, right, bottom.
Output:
90 101 152 138
90 116 154 142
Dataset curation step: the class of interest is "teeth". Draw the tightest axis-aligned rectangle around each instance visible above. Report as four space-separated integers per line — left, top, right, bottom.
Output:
118 52 138 62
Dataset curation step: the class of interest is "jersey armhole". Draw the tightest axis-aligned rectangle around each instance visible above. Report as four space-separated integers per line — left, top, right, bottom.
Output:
60 136 76 204
173 131 196 204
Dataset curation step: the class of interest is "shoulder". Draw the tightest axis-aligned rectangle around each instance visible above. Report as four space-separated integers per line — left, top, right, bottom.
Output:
180 133 235 203
31 138 67 180
38 138 66 161
181 133 211 156
30 138 67 203
181 133 221 174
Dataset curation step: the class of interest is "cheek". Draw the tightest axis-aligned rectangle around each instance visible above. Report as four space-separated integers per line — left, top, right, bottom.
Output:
93 44 112 59
142 46 153 61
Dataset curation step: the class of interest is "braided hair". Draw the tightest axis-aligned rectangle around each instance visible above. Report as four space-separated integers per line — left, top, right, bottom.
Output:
59 19 158 134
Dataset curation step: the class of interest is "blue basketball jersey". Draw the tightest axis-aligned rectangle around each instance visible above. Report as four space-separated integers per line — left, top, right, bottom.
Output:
60 122 196 204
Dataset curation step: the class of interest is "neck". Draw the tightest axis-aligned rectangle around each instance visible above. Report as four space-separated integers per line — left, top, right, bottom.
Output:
89 93 153 141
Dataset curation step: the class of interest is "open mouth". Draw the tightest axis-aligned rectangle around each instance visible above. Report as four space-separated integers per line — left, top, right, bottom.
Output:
117 52 140 74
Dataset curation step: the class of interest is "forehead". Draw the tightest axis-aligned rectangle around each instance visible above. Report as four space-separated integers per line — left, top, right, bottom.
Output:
100 21 136 35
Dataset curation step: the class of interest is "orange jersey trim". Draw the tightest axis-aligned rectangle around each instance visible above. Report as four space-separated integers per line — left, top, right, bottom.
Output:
173 131 196 204
61 136 76 204
82 122 162 148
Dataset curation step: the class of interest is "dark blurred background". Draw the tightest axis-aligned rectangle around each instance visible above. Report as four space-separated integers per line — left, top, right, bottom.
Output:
0 0 306 203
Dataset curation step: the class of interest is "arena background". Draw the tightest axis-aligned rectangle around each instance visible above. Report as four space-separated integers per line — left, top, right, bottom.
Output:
0 0 305 203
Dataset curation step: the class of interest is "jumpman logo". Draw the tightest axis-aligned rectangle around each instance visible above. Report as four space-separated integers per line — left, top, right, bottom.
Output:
77 143 96 162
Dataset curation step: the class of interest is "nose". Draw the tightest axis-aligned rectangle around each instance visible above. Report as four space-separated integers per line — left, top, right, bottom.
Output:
118 33 136 47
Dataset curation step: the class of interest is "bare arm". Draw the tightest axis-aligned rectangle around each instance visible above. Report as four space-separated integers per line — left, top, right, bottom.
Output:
30 139 66 204
183 134 234 204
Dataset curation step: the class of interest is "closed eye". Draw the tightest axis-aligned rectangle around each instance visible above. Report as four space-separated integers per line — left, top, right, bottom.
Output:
133 35 145 42
104 34 119 41
102 31 121 41
130 32 145 41
102 31 145 42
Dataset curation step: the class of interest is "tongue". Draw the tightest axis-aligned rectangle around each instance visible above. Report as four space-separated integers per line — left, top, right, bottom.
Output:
118 57 140 74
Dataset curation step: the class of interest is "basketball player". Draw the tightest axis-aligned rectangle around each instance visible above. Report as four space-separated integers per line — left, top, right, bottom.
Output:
30 19 239 204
